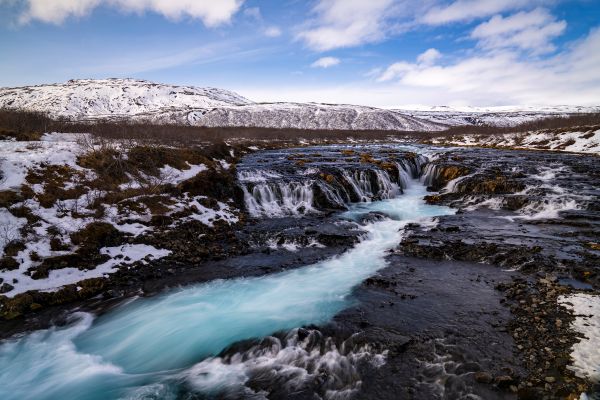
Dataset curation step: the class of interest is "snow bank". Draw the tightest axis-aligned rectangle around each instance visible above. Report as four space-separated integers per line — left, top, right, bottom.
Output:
431 128 600 155
558 293 600 382
1 244 171 297
0 133 85 191
0 209 27 254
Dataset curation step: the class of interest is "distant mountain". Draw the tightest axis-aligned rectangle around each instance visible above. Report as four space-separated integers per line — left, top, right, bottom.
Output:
0 79 597 131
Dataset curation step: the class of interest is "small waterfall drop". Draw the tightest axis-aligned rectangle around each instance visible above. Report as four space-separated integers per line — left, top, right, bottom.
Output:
238 147 429 218
242 181 315 217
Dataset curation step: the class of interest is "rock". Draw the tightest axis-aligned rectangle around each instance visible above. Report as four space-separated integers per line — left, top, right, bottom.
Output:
495 375 514 388
474 371 493 384
0 283 14 293
544 376 556 383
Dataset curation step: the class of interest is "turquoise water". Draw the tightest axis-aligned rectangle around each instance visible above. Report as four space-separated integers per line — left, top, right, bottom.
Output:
0 181 453 400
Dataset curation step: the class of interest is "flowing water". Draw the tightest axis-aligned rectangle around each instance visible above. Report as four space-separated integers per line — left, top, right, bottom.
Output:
0 177 454 399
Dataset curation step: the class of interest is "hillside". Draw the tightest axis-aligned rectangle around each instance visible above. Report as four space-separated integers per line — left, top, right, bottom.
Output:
1 79 599 131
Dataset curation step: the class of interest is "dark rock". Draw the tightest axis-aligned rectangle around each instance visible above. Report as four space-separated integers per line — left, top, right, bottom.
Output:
474 371 493 384
0 283 14 293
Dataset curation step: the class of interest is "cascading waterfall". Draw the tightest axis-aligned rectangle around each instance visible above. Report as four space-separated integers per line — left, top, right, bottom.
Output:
0 171 455 400
239 152 427 218
420 163 440 188
242 181 315 217
341 169 374 202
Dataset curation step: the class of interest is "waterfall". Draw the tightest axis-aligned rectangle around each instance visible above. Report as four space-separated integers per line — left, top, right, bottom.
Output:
420 163 440 187
242 181 315 217
239 152 429 218
373 169 400 199
341 170 373 202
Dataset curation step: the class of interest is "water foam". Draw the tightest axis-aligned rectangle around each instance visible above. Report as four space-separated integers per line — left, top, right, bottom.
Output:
0 180 454 399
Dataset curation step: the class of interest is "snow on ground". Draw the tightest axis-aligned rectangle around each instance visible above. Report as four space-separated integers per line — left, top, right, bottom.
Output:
99 244 171 268
0 78 251 120
118 163 208 190
430 128 600 154
1 133 239 298
169 195 239 227
1 244 171 297
400 105 600 128
0 209 26 254
5 79 599 132
558 293 600 383
0 133 86 190
161 163 208 184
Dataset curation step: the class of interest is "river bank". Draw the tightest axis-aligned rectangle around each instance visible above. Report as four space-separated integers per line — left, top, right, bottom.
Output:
1 143 599 399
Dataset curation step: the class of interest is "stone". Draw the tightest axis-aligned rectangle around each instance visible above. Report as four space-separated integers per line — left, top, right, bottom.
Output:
474 371 493 384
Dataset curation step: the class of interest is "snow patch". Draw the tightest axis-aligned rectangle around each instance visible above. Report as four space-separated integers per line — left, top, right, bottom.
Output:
558 294 600 383
0 244 170 297
0 133 85 191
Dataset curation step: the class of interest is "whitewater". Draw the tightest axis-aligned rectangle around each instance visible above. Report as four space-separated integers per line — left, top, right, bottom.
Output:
0 180 454 399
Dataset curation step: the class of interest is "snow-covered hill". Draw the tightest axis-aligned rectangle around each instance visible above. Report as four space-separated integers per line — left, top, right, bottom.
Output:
0 79 446 131
0 79 598 131
398 105 600 128
0 78 251 120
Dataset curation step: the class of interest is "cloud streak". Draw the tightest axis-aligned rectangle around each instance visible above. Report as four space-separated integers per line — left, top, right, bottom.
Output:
18 0 244 26
421 0 531 25
471 8 566 54
296 0 394 51
311 56 340 68
374 28 600 106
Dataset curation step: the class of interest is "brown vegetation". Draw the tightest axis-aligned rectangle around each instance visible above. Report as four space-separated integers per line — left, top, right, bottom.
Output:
2 108 598 144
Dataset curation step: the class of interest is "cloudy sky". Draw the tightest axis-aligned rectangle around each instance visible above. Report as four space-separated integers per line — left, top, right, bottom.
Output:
1 0 599 107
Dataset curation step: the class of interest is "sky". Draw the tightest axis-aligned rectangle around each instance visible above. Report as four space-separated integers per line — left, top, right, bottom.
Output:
0 0 599 108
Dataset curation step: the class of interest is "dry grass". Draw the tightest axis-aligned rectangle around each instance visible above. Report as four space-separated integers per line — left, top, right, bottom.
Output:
2 108 599 144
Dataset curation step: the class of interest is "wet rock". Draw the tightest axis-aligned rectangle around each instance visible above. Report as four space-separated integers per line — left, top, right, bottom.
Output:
494 375 514 389
425 164 471 191
474 371 493 384
358 212 388 224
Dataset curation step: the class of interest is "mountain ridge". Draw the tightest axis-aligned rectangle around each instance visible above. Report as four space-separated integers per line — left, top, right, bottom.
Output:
1 78 598 131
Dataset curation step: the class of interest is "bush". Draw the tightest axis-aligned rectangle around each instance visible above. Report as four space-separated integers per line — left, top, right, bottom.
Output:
0 191 21 208
70 222 124 251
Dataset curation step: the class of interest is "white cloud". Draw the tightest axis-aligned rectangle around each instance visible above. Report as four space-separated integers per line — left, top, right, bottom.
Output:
416 48 441 65
374 28 600 106
378 48 441 81
241 28 600 108
264 26 282 37
296 0 395 51
422 0 530 25
311 56 340 68
18 0 101 24
18 0 244 26
471 8 566 54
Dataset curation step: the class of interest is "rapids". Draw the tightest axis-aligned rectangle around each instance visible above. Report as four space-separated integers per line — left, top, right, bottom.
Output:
0 178 454 399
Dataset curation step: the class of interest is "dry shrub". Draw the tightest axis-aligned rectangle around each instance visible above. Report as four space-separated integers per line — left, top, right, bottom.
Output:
1 108 600 144
0 191 21 208
0 109 51 141
25 165 86 208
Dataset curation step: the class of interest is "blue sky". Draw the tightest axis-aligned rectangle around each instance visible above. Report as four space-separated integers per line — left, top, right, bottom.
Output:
1 0 599 107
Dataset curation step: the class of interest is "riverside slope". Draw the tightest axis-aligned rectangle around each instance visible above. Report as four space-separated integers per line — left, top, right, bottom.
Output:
2 78 597 131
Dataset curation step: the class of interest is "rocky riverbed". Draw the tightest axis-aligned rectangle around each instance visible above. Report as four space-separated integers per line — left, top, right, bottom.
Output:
1 143 599 400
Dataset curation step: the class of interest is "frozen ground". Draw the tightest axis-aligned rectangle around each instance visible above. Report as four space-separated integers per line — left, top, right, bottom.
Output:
0 134 238 297
558 293 600 383
428 128 600 154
